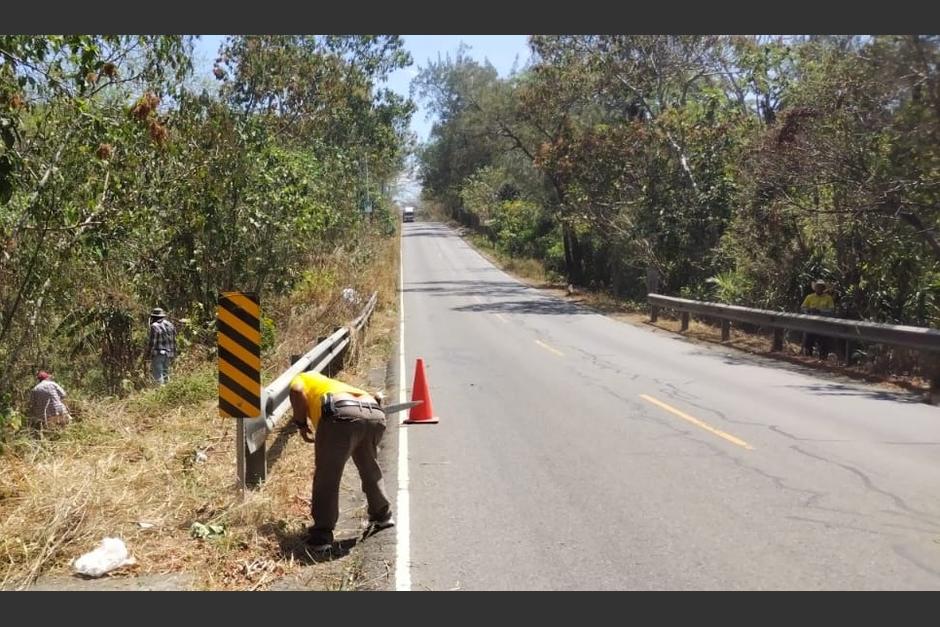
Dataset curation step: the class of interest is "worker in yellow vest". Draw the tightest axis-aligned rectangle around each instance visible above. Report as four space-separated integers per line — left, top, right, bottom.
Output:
289 371 394 552
800 279 835 358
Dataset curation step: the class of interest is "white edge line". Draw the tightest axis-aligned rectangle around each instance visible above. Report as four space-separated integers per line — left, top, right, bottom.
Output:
396 228 411 592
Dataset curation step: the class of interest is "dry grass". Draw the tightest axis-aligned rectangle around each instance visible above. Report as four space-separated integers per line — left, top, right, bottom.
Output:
0 228 401 591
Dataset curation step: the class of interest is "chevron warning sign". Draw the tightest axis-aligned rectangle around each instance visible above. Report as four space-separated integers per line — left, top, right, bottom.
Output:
217 292 261 418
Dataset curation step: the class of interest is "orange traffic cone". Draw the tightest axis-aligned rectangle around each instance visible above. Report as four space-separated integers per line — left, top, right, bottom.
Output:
404 358 439 424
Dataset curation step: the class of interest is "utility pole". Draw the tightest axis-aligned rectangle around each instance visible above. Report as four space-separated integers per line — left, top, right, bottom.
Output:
365 158 371 214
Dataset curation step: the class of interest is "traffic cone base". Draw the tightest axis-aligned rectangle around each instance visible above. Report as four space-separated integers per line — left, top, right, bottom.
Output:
404 358 439 424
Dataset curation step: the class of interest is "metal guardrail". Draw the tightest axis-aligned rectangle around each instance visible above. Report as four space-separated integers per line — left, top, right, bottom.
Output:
647 293 940 401
238 292 379 488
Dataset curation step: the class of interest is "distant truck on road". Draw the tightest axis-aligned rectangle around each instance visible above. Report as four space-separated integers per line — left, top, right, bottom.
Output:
403 206 415 223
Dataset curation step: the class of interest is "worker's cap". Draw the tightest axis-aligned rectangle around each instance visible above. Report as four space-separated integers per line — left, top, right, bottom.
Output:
813 280 827 288
150 307 167 318
36 371 50 381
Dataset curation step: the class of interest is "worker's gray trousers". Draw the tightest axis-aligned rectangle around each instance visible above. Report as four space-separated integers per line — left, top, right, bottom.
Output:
311 404 392 535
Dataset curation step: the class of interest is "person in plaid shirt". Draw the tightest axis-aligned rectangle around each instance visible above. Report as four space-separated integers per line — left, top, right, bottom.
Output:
147 307 177 385
29 371 71 433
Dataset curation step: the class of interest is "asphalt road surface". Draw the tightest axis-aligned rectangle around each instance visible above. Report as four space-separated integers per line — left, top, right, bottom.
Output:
396 221 940 591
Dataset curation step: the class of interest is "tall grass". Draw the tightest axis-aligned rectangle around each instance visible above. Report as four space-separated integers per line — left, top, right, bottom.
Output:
0 228 401 590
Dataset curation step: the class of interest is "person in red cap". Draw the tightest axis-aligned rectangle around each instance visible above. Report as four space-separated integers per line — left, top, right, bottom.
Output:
28 371 71 434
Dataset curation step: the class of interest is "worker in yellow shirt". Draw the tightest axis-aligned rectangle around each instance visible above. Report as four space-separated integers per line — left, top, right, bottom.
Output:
800 279 835 358
289 371 393 552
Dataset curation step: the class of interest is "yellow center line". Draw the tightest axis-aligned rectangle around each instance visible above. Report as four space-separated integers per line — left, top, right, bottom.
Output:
535 339 564 357
639 394 754 450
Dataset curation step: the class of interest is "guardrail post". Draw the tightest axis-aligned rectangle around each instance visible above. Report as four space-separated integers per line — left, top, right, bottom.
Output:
842 340 853 366
721 319 731 342
326 341 341 377
236 419 246 492
929 357 940 405
646 268 661 294
245 433 266 487
650 304 659 323
680 311 690 332
772 329 784 352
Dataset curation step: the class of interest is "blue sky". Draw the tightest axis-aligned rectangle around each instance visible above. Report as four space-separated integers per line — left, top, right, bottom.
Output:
383 35 531 141
192 35 532 143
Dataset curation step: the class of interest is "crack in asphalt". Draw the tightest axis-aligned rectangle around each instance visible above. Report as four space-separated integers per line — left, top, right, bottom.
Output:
655 381 768 428
768 425 848 443
790 445 940 530
785 515 887 537
881 522 940 535
574 365 940 543
892 544 940 580
652 379 700 405
656 430 915 536
572 347 638 378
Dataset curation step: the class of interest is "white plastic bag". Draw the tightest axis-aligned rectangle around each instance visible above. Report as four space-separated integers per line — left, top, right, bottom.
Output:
72 537 137 577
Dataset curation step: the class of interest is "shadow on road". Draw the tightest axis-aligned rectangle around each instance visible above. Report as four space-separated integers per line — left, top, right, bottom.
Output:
403 225 453 239
403 279 526 298
453 299 592 316
403 279 594 316
778 382 925 404
684 345 929 404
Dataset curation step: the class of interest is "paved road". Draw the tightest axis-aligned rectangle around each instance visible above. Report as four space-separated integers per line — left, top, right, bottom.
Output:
396 221 940 590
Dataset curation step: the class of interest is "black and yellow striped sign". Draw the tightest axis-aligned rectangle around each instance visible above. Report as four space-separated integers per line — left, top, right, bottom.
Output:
217 292 261 418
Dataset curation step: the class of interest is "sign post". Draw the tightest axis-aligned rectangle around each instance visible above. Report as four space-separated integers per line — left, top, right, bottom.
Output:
217 292 264 489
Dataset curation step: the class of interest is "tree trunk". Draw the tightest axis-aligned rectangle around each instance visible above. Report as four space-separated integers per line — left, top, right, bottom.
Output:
898 211 940 262
562 223 576 283
562 222 585 285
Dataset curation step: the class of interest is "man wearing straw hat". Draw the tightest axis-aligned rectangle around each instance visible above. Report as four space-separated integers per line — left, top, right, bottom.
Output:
800 280 835 358
146 307 177 384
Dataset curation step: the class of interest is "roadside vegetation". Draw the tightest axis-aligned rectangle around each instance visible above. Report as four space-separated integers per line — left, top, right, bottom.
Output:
416 36 940 382
0 35 410 589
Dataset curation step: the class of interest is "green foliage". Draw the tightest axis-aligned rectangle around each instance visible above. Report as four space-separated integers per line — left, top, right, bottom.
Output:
260 316 276 353
0 400 23 443
416 35 940 337
491 200 542 258
0 35 414 419
131 366 217 412
704 270 755 305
